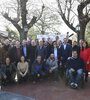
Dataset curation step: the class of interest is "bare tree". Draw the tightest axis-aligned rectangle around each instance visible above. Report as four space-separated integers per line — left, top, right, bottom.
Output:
34 7 61 34
56 0 90 41
1 0 45 41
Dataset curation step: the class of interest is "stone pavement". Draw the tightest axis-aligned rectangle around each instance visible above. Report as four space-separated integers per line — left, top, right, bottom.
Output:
0 91 35 100
1 77 90 100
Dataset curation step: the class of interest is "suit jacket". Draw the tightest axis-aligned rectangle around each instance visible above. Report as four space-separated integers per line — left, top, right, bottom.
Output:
0 47 6 64
0 45 9 64
28 45 37 62
0 64 6 77
46 44 53 59
60 43 72 61
35 46 47 59
21 45 29 60
8 47 21 64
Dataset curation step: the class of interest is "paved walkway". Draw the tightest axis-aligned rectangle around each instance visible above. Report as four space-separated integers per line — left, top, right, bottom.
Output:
1 77 90 100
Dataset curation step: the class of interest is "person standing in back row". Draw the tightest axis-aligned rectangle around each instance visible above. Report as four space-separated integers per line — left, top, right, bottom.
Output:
60 38 72 66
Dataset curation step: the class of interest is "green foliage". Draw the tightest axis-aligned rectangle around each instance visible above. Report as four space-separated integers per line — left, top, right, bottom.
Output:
28 26 41 39
5 26 19 40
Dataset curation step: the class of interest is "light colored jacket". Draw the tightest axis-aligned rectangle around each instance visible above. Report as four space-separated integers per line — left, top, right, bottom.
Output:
46 58 58 71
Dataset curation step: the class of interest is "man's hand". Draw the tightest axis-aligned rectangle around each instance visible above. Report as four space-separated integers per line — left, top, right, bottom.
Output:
20 72 24 77
71 68 75 72
4 75 7 79
49 69 52 73
37 74 40 77
61 57 63 60
87 61 89 65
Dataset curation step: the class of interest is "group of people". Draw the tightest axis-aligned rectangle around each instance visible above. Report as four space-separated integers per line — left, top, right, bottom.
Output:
0 36 90 89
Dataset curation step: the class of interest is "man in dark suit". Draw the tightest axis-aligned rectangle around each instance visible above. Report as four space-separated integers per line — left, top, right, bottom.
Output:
35 40 47 60
1 39 10 64
8 41 21 65
21 40 29 61
28 40 37 72
0 62 6 86
46 40 53 59
60 38 72 65
59 38 72 76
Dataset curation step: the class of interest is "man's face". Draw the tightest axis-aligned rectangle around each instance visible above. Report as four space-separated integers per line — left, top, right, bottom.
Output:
79 39 83 46
50 54 54 59
39 40 43 46
63 38 67 44
15 41 20 48
4 39 10 46
72 41 77 46
12 40 16 46
72 51 78 58
22 40 27 46
6 58 10 64
57 40 62 46
31 40 36 46
49 40 52 45
37 56 42 63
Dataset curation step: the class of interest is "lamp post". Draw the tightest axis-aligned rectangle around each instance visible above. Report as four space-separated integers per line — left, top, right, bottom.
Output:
76 24 80 42
11 34 14 39
66 32 69 40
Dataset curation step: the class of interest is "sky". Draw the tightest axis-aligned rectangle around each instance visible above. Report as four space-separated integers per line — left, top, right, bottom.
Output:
0 0 75 36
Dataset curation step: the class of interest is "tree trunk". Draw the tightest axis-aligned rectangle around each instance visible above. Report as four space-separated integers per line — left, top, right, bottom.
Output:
78 23 86 41
41 30 45 34
78 32 85 41
24 32 27 40
20 30 24 41
20 29 28 41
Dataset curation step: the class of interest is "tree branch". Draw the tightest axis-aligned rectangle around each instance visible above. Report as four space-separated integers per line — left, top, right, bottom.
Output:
77 0 90 23
2 13 21 33
57 0 77 33
27 16 37 28
36 4 45 21
27 5 45 29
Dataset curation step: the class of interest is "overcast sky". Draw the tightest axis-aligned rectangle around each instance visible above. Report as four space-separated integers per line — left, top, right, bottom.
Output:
0 0 74 35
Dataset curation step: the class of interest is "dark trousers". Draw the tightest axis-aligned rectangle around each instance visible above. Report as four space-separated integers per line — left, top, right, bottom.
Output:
17 73 29 83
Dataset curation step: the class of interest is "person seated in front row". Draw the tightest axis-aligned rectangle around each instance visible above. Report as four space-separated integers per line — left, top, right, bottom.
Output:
66 50 85 89
0 57 16 85
46 53 59 81
0 62 6 86
31 56 45 82
17 56 29 83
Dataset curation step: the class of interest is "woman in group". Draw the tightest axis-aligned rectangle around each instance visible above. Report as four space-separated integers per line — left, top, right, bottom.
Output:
17 56 29 83
80 41 90 82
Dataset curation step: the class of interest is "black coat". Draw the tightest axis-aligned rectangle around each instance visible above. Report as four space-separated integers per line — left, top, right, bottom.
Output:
21 45 29 60
8 47 21 64
60 44 72 61
29 45 37 63
46 44 53 59
35 46 47 59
